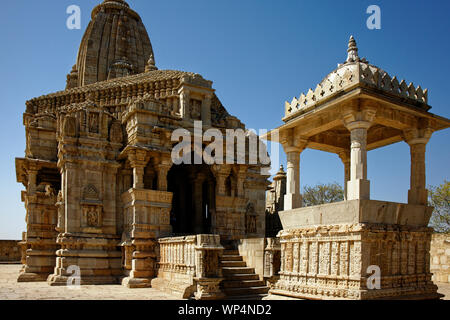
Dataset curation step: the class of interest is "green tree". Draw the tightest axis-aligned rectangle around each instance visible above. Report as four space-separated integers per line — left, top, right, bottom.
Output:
428 181 450 233
302 182 344 207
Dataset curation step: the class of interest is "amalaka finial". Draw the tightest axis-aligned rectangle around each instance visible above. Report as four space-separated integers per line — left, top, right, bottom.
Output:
346 35 360 63
145 53 158 72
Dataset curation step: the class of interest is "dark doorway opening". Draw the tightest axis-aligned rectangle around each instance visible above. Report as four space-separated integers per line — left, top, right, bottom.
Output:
168 164 216 235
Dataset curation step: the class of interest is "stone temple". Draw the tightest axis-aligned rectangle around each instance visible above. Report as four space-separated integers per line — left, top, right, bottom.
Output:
14 1 450 300
15 0 270 299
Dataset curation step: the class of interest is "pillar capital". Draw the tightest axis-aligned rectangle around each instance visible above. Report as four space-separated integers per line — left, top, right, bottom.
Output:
403 128 433 146
127 149 150 168
127 149 150 189
211 164 232 177
342 101 377 130
280 128 308 154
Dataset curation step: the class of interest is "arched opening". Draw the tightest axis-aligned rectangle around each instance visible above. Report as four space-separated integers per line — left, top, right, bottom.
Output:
168 164 216 235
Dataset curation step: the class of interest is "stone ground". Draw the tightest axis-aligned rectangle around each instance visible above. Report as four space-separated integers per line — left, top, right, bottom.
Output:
0 264 181 300
0 264 449 300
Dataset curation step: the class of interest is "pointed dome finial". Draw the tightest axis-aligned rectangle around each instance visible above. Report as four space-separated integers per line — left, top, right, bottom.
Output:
145 53 158 72
346 35 360 63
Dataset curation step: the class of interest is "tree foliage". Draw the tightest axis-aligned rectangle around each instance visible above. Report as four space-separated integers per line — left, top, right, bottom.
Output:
302 182 344 207
428 180 450 233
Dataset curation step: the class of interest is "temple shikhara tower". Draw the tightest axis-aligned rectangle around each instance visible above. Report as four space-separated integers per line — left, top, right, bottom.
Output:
264 36 450 299
14 1 450 300
15 0 271 299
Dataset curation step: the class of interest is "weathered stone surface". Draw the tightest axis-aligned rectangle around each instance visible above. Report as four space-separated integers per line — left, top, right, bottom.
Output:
0 241 21 262
14 0 269 300
430 234 450 283
263 36 450 300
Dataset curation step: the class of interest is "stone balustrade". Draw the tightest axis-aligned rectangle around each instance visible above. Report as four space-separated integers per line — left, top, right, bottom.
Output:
152 234 224 300
158 236 197 276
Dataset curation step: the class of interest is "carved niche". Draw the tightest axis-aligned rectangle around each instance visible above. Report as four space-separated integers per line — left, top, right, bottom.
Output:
190 99 202 120
81 184 103 232
245 202 257 234
109 120 123 144
88 112 100 134
63 116 77 137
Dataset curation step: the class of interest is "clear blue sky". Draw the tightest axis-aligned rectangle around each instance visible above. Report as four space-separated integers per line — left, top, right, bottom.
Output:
1 0 449 239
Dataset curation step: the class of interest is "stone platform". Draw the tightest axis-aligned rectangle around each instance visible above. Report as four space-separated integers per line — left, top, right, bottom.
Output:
1 265 449 300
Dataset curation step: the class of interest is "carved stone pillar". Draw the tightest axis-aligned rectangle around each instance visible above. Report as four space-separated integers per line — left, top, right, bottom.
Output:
281 131 307 210
234 165 247 197
191 172 206 234
211 165 231 196
339 151 351 201
202 94 212 127
345 121 371 200
27 168 38 195
128 149 150 189
404 128 432 205
156 155 172 192
343 103 376 201
283 148 303 210
179 88 190 120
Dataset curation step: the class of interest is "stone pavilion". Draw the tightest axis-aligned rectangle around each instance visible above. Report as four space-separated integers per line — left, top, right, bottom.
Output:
263 36 450 299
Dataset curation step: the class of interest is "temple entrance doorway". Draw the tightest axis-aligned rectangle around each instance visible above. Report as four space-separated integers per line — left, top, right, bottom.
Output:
168 164 216 235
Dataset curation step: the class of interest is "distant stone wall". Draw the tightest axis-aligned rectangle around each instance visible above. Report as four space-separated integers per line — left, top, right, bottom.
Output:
430 233 450 283
0 240 21 262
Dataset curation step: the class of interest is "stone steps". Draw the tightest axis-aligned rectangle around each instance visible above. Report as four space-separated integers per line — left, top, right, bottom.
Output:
221 255 243 262
222 279 266 288
220 260 247 267
222 267 256 275
220 250 269 299
223 286 270 297
223 273 260 281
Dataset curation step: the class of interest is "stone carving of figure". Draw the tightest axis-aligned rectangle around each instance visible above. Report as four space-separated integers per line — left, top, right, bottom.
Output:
245 203 257 234
190 99 201 120
109 121 123 144
45 184 55 197
56 191 65 232
87 207 99 227
63 116 77 137
89 113 99 134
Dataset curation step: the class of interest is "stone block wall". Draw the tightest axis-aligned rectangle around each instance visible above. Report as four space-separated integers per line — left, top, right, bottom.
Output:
0 240 21 262
430 233 450 283
238 238 265 280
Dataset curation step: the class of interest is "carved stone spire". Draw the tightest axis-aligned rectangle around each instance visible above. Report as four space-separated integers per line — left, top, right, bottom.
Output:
145 53 158 72
346 35 360 63
70 0 155 87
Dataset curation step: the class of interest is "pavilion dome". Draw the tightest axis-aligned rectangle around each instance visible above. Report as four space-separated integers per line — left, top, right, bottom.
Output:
284 36 429 120
66 0 156 89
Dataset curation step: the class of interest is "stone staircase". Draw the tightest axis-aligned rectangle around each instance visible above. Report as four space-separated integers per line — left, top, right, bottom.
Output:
220 249 269 300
